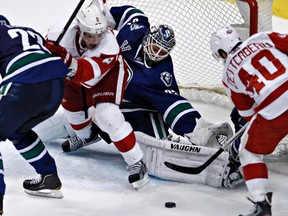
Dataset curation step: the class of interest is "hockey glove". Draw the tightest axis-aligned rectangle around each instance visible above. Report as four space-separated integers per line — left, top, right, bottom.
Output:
229 107 247 163
230 107 247 132
45 41 72 66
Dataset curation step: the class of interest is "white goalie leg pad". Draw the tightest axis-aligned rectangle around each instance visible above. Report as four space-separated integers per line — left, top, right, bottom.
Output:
135 132 230 188
33 107 75 142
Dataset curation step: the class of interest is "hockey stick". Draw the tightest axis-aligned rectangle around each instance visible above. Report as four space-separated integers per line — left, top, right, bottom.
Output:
164 123 248 174
55 0 86 45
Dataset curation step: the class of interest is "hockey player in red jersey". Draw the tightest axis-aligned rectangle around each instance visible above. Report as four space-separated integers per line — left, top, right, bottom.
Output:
45 1 149 189
210 25 288 216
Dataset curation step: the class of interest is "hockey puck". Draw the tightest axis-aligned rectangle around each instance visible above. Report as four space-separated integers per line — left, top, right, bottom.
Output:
165 202 176 208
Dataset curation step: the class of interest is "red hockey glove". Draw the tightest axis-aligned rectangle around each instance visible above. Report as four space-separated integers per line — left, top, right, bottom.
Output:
45 41 72 66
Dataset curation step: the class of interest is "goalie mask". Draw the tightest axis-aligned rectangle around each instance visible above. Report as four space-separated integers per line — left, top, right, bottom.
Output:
143 25 176 67
210 25 242 61
76 3 108 49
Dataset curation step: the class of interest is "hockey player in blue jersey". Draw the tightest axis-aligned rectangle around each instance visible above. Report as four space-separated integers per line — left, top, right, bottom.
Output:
107 5 246 188
0 16 68 214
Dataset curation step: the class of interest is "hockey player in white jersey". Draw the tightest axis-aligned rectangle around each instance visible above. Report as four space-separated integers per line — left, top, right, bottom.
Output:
210 25 288 216
45 1 149 189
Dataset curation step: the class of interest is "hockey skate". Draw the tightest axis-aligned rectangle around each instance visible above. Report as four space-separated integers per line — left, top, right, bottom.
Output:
61 123 101 152
239 192 272 216
128 160 149 189
186 118 233 147
23 173 63 199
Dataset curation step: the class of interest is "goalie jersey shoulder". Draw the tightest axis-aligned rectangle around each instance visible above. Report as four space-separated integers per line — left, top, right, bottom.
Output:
110 5 150 53
110 5 149 31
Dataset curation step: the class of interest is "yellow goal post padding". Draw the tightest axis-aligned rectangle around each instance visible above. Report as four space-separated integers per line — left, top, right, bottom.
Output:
225 0 288 20
272 0 288 19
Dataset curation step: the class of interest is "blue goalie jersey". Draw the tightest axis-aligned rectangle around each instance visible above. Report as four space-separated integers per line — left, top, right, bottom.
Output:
110 6 201 138
0 25 68 87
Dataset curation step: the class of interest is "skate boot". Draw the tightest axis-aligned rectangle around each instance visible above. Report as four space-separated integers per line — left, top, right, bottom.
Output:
186 118 233 147
239 192 272 216
62 123 101 152
128 160 149 189
23 173 63 198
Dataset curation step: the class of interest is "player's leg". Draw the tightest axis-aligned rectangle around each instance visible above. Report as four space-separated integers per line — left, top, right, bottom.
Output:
10 130 63 198
61 108 101 152
9 80 64 198
61 82 101 152
238 111 288 215
95 102 149 189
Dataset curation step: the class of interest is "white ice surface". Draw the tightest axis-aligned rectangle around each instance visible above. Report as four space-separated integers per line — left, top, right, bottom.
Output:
0 101 287 216
1 1 288 215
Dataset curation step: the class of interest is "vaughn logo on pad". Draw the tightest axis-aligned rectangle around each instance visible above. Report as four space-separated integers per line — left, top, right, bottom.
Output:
170 143 201 153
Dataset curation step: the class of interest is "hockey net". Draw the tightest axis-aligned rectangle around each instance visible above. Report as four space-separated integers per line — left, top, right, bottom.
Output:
104 0 288 161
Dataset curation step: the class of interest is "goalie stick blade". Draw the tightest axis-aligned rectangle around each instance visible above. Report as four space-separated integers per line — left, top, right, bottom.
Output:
164 161 204 174
164 148 224 174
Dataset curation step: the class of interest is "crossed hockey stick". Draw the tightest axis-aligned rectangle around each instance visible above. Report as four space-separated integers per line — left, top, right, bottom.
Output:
164 124 248 174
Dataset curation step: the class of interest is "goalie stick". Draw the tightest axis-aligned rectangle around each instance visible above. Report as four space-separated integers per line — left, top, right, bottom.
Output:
164 124 248 174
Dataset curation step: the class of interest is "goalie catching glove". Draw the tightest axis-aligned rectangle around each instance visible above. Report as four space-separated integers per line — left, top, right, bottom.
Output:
45 41 77 79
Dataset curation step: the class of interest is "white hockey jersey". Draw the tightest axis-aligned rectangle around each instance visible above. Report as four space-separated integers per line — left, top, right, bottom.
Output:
46 20 121 88
223 32 288 121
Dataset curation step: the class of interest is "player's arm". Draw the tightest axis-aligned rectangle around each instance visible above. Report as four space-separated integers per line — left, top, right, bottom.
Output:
71 53 120 88
109 5 149 31
110 5 150 46
223 82 255 121
268 32 288 54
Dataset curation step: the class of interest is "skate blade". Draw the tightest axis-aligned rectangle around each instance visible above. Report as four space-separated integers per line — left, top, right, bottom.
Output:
84 137 102 147
24 188 64 199
132 173 150 190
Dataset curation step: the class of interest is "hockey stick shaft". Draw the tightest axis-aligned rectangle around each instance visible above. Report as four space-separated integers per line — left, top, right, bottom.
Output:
164 123 248 174
55 0 86 45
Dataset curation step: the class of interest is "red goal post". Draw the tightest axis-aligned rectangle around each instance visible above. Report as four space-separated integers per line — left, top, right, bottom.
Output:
105 0 273 108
